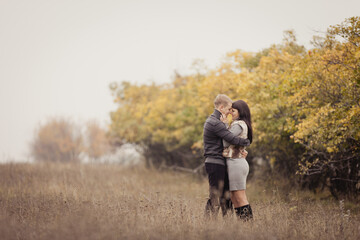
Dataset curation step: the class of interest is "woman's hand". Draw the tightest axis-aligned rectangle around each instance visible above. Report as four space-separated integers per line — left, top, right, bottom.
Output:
220 114 229 124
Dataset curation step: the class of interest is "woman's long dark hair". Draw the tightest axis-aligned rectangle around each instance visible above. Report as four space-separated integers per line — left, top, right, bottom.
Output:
232 100 253 143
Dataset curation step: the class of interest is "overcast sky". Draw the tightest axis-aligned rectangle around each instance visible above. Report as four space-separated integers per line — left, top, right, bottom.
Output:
0 0 359 162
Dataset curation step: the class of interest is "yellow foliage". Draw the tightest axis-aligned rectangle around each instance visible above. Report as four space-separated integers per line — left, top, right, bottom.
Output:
31 118 83 162
109 17 360 184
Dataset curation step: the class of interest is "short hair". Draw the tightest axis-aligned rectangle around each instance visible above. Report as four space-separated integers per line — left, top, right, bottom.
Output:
214 94 232 108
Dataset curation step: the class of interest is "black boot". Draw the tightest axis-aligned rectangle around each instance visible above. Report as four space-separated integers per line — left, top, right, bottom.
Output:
235 204 253 221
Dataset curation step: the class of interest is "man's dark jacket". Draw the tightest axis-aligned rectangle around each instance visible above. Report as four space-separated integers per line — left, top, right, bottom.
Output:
203 109 250 165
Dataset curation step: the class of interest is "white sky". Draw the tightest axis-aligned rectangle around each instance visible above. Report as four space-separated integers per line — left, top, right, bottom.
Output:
0 0 359 162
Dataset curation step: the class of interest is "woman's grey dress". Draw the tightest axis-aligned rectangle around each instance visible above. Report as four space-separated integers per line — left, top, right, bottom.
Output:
223 120 249 191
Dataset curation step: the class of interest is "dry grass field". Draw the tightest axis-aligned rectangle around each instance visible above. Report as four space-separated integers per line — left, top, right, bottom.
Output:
0 162 359 240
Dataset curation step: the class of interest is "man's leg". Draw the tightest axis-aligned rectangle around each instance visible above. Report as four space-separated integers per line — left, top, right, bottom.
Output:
221 165 233 216
205 163 226 217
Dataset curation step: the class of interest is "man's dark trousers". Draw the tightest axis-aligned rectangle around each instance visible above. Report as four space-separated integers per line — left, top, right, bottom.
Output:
205 162 232 216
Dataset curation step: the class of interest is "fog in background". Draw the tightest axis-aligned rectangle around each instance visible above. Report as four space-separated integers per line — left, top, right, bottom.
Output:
1 0 359 162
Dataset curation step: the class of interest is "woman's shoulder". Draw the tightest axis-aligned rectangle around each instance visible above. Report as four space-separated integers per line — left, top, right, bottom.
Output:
232 120 247 129
231 120 248 139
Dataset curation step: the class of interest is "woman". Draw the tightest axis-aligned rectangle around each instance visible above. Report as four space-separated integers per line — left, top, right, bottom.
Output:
222 100 253 221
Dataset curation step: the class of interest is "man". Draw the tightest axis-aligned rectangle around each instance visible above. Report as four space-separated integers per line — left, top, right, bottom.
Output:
203 94 250 217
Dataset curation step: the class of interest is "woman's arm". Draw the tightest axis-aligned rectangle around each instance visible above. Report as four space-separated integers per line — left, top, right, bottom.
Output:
223 124 243 148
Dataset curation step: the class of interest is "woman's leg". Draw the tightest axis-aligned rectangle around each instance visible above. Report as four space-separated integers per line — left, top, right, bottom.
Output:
231 190 253 221
228 158 252 220
230 190 249 208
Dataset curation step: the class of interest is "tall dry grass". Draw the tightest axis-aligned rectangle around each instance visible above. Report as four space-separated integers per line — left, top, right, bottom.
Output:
0 162 359 240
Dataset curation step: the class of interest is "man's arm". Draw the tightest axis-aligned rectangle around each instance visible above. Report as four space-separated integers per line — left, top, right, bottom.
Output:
215 122 250 146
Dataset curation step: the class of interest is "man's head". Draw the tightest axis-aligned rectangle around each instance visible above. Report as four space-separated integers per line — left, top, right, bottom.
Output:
214 94 233 116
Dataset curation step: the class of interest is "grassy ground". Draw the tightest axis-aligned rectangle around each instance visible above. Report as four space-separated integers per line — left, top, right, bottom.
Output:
0 162 359 240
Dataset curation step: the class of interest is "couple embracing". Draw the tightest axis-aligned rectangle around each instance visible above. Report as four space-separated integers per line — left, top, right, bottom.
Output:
203 94 253 221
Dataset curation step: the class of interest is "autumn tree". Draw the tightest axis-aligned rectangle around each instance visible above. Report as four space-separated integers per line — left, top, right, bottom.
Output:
84 120 112 162
31 118 83 162
109 79 205 168
109 17 360 198
287 17 360 198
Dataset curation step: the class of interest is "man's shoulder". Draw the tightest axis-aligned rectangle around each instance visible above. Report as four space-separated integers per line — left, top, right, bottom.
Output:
205 115 220 125
204 115 225 130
